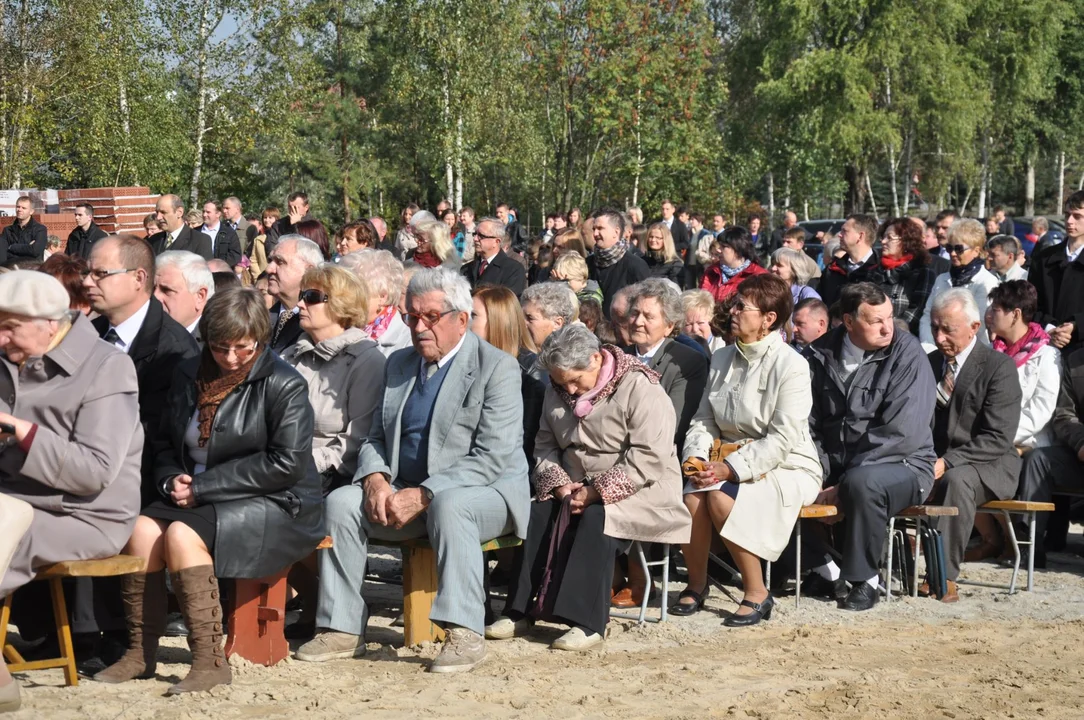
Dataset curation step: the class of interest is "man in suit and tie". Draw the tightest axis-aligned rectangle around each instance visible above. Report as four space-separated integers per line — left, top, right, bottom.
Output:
461 217 527 296
297 267 529 673
153 250 215 343
148 194 212 260
201 200 243 269
222 196 255 254
926 289 1021 602
265 234 323 353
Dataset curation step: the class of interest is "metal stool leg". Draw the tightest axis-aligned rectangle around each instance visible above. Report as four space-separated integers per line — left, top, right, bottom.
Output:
911 518 922 598
795 521 802 608
636 542 649 624
885 517 896 602
1027 511 1037 593
1001 510 1021 594
659 543 669 623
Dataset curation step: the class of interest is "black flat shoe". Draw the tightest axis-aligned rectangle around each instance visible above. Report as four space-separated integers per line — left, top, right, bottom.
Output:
669 585 710 616
841 582 879 611
723 595 774 627
800 573 849 602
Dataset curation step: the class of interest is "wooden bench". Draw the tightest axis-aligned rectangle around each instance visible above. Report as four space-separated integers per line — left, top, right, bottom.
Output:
0 555 146 686
885 505 959 601
970 500 1056 593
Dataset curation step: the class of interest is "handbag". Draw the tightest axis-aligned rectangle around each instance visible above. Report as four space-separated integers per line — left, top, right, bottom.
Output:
681 439 748 477
529 495 575 623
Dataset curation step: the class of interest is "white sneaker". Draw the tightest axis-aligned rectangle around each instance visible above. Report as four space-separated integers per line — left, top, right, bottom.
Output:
551 627 602 651
484 616 532 640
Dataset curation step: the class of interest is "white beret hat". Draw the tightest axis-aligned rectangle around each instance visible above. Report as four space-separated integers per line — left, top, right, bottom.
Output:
0 270 71 320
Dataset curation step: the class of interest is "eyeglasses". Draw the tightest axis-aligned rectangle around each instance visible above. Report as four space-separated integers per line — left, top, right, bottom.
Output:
299 289 329 305
401 309 456 330
731 298 761 313
474 231 501 241
208 342 259 359
948 244 970 255
82 268 137 282
883 234 901 244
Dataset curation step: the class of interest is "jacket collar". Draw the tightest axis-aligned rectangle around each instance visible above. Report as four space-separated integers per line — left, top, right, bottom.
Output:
127 296 166 363
44 312 99 375
291 327 373 361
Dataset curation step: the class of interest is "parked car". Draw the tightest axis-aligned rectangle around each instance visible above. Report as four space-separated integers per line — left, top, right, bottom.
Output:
1011 216 1065 256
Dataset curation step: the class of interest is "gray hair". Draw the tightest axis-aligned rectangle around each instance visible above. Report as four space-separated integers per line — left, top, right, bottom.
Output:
629 278 684 327
772 247 818 286
406 266 472 313
340 249 404 304
522 282 578 324
931 288 981 324
476 216 507 242
538 323 602 372
156 250 215 300
986 234 1021 256
276 234 324 269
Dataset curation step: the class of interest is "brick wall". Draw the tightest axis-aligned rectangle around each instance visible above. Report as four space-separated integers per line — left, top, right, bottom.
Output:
58 186 159 234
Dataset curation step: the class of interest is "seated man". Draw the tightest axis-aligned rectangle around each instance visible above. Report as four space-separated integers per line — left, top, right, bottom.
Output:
297 267 530 673
926 289 1021 601
804 283 937 611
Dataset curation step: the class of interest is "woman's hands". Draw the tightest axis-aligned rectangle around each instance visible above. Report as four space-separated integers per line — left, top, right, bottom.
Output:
690 460 734 489
171 474 197 509
553 482 602 514
0 412 33 443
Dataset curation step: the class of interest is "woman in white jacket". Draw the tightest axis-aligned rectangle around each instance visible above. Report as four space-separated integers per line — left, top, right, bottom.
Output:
920 219 1000 348
677 274 822 626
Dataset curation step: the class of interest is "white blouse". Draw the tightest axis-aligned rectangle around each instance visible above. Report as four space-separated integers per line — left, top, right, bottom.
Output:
1012 343 1061 449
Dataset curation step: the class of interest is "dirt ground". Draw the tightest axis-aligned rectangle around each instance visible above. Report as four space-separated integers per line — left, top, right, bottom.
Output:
7 537 1084 720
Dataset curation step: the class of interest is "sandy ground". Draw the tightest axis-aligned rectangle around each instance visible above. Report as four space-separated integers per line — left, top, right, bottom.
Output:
7 536 1084 720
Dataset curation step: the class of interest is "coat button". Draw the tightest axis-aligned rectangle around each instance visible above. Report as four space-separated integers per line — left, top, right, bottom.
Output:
215 659 223 667
210 590 218 600
214 622 222 632
212 607 220 617
209 576 217 584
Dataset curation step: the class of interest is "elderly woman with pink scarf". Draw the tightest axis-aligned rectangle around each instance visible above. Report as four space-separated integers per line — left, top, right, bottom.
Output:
484 324 690 652
338 249 412 357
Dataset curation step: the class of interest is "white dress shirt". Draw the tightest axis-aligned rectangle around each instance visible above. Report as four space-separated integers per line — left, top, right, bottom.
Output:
107 299 151 352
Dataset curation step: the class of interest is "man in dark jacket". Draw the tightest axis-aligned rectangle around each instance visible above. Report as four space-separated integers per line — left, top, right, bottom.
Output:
461 217 527 296
818 214 881 308
65 203 109 259
925 289 1021 602
1028 189 1084 351
804 282 937 611
587 208 650 316
201 200 243 268
267 192 315 255
147 194 212 260
0 196 48 264
656 199 690 257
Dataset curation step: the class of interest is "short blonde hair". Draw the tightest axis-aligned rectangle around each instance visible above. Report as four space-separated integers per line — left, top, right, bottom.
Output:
552 252 589 283
948 218 987 254
682 289 715 316
301 264 369 329
646 222 679 263
415 220 457 263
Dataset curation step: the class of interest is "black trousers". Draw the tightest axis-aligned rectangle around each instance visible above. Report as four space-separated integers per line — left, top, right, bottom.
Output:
1018 445 1084 543
505 500 621 637
805 463 923 583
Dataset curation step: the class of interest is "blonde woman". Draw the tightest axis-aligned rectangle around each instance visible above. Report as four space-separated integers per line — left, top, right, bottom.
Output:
770 247 822 306
338 249 411 357
645 222 684 286
406 219 460 269
551 252 603 305
919 219 1000 347
682 289 726 354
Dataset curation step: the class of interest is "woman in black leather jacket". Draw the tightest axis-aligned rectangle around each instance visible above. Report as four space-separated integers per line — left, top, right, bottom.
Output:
95 287 323 695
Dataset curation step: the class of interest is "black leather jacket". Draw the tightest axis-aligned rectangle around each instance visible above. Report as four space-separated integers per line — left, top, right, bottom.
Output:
153 348 324 578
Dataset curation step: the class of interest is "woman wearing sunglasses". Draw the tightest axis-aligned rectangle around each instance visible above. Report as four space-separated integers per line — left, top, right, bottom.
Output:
919 219 1000 348
96 287 323 695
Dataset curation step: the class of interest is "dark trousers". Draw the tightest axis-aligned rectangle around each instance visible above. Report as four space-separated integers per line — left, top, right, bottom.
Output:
807 463 923 583
930 465 999 581
505 500 620 637
1018 445 1084 543
11 576 124 642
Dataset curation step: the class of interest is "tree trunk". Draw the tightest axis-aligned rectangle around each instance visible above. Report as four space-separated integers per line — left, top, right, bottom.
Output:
902 131 913 215
442 66 453 203
337 9 351 222
1025 151 1036 217
783 167 791 210
188 0 211 208
632 87 642 207
864 169 878 218
767 171 775 230
978 135 990 219
844 165 863 216
888 142 899 217
803 199 809 221
1058 151 1066 212
454 113 464 210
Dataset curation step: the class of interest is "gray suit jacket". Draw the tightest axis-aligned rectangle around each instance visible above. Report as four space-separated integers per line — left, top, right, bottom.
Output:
355 331 531 538
927 341 1022 497
633 338 708 451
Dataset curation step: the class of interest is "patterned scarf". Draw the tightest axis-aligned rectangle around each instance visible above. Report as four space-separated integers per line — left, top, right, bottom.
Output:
593 240 627 269
993 322 1050 369
950 257 984 287
552 345 660 418
412 250 441 268
364 305 398 341
719 259 751 280
195 349 259 447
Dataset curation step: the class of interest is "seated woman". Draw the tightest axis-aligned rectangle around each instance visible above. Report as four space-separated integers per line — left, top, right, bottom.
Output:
336 219 380 257
471 285 545 464
770 247 821 306
968 280 1062 561
919 218 999 347
0 272 142 712
94 287 323 694
700 227 766 303
643 223 684 287
296 219 332 261
677 274 822 625
682 289 726 354
876 217 937 336
338 249 412 356
406 220 461 269
486 325 691 650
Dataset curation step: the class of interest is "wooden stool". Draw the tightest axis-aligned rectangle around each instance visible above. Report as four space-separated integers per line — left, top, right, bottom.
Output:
971 500 1056 593
789 504 839 607
0 555 146 686
885 505 959 601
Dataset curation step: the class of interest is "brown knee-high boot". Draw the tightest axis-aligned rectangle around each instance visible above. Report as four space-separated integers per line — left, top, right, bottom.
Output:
167 565 231 695
93 570 167 683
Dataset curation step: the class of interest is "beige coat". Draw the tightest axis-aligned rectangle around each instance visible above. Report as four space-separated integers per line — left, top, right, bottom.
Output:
0 313 143 595
283 328 386 479
683 332 822 561
535 370 691 545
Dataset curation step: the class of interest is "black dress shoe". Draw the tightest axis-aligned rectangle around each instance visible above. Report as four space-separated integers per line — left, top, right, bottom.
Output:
669 585 710 616
723 595 774 627
800 573 849 601
164 612 188 637
842 582 879 611
284 620 316 640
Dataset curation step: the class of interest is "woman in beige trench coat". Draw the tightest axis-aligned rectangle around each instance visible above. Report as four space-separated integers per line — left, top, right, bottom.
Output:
486 324 691 652
679 274 822 627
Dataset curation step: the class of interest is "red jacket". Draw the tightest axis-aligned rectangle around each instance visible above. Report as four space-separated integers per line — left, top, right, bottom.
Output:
700 262 767 303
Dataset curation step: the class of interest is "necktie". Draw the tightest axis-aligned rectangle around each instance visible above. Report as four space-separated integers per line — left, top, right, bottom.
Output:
165 233 175 250
937 360 956 407
478 258 489 277
103 328 122 347
421 362 437 385
273 308 294 344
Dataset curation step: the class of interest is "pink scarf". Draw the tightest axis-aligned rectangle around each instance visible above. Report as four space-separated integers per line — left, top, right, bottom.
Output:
993 322 1049 368
572 350 616 418
365 305 398 341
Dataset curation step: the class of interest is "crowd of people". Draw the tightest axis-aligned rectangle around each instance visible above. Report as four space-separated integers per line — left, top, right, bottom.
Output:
0 187 1082 711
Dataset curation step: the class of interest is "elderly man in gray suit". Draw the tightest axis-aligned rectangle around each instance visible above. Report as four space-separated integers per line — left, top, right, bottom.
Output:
926 289 1021 602
297 267 530 673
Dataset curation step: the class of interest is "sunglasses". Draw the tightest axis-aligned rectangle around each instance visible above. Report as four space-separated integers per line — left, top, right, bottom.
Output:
299 289 329 305
401 309 456 330
731 298 761 313
948 244 971 255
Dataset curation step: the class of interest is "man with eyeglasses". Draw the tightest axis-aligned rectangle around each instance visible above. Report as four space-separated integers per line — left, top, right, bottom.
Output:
65 203 109 260
817 214 881 308
148 194 212 260
0 196 48 264
298 267 529 674
460 216 526 297
265 234 324 353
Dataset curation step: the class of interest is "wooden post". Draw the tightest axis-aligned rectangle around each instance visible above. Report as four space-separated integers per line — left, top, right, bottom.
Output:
401 546 444 646
225 570 289 666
